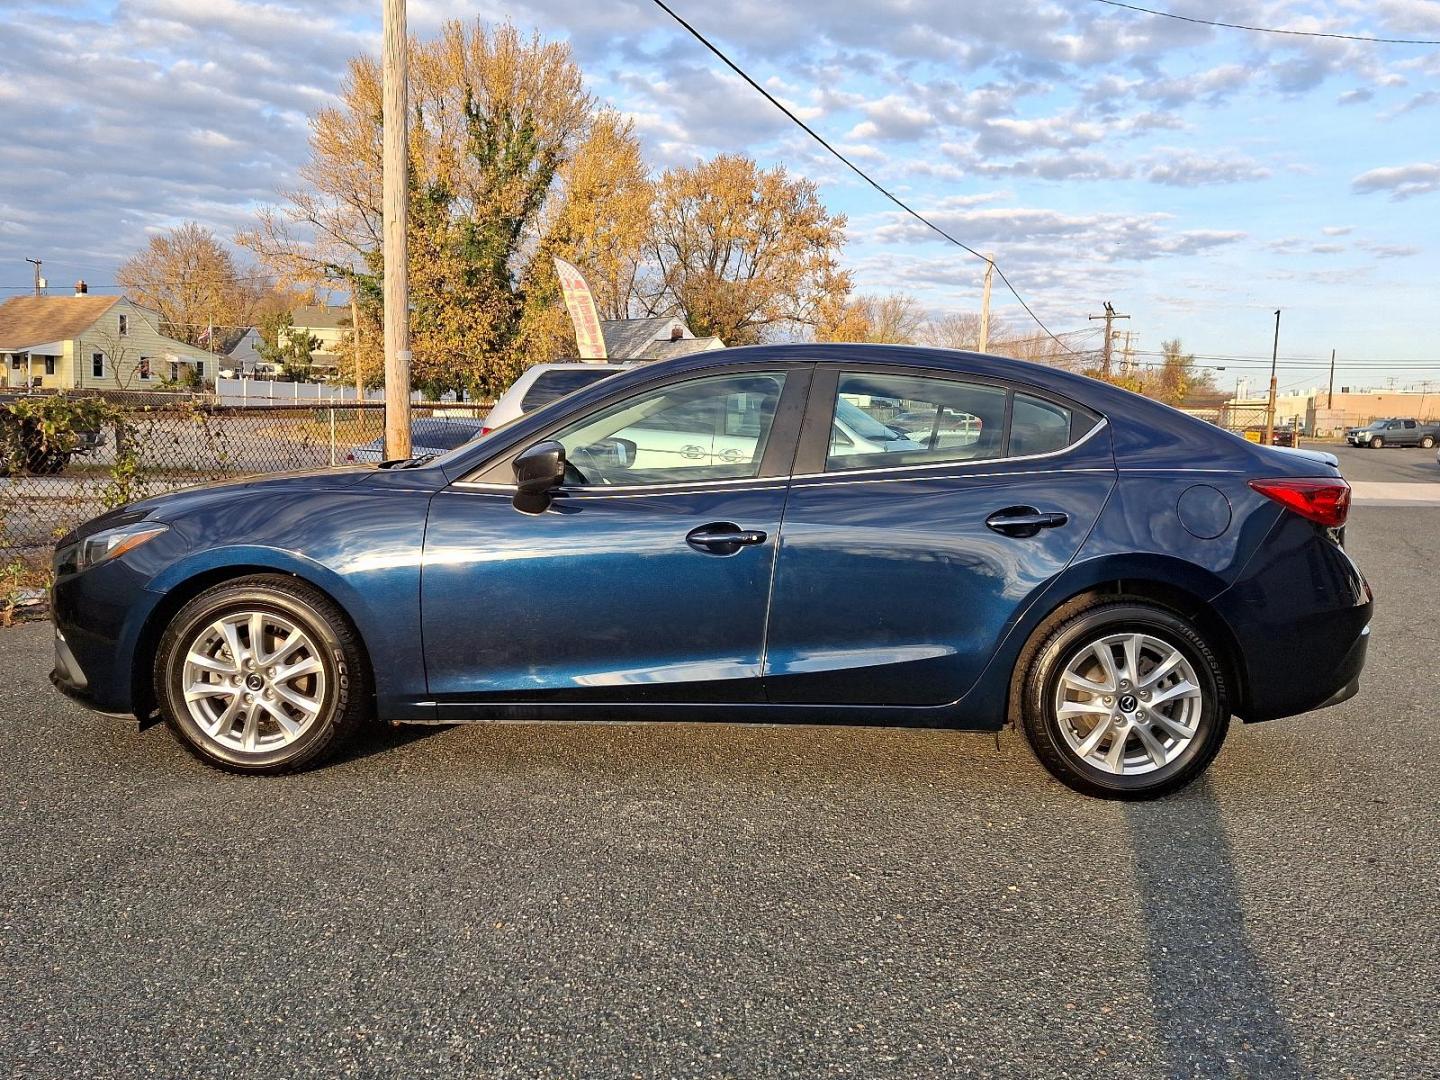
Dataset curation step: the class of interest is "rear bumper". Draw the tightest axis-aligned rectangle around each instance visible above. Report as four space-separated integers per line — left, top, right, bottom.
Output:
1214 513 1372 722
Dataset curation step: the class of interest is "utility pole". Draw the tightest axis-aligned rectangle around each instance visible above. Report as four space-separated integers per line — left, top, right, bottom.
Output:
1264 309 1281 446
1327 349 1335 410
350 295 364 402
1121 330 1134 375
1088 301 1129 377
24 258 42 297
382 0 412 459
978 253 995 353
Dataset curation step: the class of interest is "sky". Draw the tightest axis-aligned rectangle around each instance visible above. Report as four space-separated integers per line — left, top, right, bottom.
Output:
1 0 1438 392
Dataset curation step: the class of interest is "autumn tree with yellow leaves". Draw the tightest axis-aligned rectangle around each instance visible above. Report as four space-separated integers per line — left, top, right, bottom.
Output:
243 21 858 393
644 155 851 346
117 223 277 347
241 21 652 397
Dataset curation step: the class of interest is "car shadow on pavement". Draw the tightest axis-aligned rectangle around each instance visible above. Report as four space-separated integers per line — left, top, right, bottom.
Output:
1126 777 1305 1078
330 720 455 765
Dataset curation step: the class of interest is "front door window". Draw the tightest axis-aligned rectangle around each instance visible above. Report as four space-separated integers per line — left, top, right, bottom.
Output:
553 372 787 486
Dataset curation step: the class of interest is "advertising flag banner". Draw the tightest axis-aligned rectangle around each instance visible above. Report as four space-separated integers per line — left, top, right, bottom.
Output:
553 257 608 360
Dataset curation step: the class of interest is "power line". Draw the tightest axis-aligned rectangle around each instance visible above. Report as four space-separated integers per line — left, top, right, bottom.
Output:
1087 0 1440 46
646 0 1081 356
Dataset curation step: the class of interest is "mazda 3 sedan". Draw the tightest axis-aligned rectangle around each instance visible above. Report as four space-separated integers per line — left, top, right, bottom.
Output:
50 345 1371 799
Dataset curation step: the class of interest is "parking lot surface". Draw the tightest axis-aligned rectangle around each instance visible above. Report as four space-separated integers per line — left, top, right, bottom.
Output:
2 456 1436 1078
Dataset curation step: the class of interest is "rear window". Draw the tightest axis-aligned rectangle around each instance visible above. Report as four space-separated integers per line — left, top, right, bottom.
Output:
413 421 483 450
520 368 619 412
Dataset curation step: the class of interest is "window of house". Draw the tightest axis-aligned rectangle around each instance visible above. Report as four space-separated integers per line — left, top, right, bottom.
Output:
9 356 20 370
138 358 152 380
553 371 787 486
118 313 128 336
44 357 56 376
169 361 180 382
92 353 104 378
196 360 205 379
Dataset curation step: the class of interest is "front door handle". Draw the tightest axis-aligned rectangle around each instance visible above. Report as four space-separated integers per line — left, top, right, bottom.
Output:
985 506 1069 538
686 521 768 555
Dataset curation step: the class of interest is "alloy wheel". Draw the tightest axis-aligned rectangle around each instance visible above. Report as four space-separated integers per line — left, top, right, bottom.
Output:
180 610 328 754
1052 632 1203 776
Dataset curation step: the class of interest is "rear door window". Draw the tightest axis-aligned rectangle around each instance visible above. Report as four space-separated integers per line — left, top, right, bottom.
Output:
822 372 1094 473
825 373 1007 471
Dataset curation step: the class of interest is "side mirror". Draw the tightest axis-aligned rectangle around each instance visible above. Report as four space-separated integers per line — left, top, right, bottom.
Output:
512 440 566 513
586 436 636 470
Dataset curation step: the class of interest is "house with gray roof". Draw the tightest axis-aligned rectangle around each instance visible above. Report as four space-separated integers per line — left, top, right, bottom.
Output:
599 317 724 361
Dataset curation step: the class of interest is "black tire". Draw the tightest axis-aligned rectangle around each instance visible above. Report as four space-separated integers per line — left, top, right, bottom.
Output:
1018 598 1230 800
154 574 370 773
1370 436 1384 448
1421 435 1435 450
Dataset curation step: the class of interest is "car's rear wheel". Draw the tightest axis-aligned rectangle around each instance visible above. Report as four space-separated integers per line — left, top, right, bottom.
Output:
154 575 369 773
1019 600 1230 799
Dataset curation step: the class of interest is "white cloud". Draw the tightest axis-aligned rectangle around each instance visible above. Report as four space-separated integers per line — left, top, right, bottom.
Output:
1143 150 1271 188
1352 161 1440 200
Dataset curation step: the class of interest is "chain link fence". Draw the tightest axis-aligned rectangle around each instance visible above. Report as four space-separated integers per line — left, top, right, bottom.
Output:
0 395 491 582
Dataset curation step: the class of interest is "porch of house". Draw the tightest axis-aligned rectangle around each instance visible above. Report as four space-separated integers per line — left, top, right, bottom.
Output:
1 344 67 390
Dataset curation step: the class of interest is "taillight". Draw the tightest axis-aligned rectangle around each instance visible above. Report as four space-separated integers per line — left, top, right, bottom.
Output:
480 426 492 436
1249 477 1351 528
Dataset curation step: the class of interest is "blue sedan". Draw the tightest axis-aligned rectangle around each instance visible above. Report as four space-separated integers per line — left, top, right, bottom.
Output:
50 345 1370 798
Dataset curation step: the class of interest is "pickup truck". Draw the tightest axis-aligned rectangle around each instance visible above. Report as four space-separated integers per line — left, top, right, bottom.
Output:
1344 417 1440 449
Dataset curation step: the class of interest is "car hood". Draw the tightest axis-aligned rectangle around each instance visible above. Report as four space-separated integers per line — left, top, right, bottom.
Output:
123 466 377 520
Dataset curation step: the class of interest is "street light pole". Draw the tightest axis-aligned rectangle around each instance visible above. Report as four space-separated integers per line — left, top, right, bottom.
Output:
1264 309 1280 446
381 0 412 459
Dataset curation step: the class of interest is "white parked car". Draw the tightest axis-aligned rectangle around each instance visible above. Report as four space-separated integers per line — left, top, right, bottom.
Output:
481 363 633 434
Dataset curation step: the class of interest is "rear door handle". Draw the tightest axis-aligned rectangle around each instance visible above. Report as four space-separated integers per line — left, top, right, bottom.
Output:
686 522 768 555
985 506 1069 538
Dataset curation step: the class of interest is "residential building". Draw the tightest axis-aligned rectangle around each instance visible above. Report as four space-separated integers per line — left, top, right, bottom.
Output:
285 305 350 371
220 327 264 377
0 285 216 391
599 317 724 361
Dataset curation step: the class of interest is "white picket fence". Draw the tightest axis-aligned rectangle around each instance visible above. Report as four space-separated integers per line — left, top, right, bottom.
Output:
214 378 438 405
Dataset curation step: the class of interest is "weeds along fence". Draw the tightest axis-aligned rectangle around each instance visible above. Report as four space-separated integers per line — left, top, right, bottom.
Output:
0 397 491 579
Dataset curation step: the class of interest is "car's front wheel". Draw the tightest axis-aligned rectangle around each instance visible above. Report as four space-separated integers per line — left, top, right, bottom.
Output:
1421 435 1435 449
1370 436 1384 448
154 575 369 773
1019 600 1230 799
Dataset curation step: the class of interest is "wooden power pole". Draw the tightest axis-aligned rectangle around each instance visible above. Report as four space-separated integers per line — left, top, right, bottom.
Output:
1327 349 1336 410
382 0 412 459
24 258 42 297
1088 301 1129 377
978 253 995 353
1264 309 1281 446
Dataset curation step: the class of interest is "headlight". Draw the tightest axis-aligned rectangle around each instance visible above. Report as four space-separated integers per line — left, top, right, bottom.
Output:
55 522 168 576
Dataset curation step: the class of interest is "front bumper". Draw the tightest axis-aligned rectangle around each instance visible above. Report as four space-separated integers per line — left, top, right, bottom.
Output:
50 626 132 719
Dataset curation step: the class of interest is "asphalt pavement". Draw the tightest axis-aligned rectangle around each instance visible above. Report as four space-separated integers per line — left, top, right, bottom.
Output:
2 499 1436 1078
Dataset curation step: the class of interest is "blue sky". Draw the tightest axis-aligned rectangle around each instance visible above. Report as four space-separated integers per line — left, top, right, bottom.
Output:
1 0 1437 390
